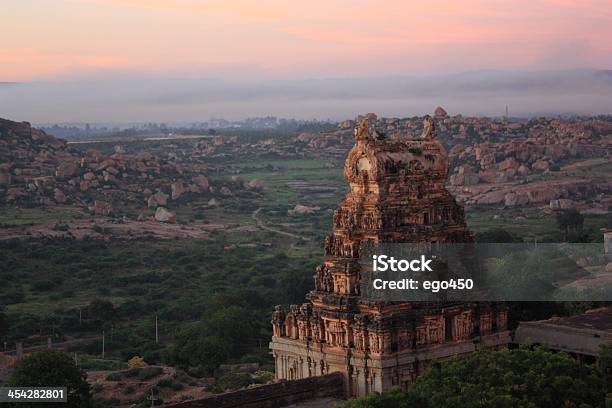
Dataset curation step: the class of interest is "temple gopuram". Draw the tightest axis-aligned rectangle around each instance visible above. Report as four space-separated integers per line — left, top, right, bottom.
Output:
270 114 511 397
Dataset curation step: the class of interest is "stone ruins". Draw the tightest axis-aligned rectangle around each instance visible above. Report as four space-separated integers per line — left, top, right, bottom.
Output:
270 114 511 397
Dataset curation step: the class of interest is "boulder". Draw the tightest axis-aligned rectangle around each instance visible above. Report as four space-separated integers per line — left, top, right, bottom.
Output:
91 200 112 216
192 175 209 189
526 187 558 203
103 172 116 183
171 182 186 200
550 199 575 210
53 188 67 204
498 158 519 172
56 162 79 178
475 190 507 205
450 165 479 186
155 207 176 223
247 179 265 189
5 187 26 202
338 120 354 130
504 192 517 206
97 159 117 171
147 191 169 208
289 204 320 215
0 173 11 185
532 160 550 171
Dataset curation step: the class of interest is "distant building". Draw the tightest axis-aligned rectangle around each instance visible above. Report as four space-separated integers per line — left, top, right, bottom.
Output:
434 106 448 120
515 307 612 363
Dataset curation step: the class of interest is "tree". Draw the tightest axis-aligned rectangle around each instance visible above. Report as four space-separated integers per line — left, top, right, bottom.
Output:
0 306 7 338
556 209 584 240
172 328 230 371
8 350 92 407
171 304 258 371
475 229 520 243
343 347 604 408
341 386 420 408
87 299 116 325
598 343 612 397
204 305 257 353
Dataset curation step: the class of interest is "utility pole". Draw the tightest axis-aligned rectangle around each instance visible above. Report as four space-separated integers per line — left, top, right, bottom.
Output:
147 389 158 407
102 330 105 359
155 315 159 344
79 309 82 326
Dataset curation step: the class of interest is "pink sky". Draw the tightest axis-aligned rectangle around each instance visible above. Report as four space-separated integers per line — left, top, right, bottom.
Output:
1 0 611 81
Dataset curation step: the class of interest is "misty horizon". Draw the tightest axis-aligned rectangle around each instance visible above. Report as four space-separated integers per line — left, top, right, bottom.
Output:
2 68 612 125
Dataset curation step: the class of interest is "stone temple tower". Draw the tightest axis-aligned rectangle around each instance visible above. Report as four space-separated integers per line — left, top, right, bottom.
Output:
270 115 510 397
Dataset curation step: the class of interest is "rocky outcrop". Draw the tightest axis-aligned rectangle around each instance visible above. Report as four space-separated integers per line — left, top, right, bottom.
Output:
0 117 219 213
147 192 169 208
289 204 320 215
450 165 479 186
53 188 67 204
171 182 186 200
155 207 176 223
91 200 112 215
192 175 209 190
550 199 575 210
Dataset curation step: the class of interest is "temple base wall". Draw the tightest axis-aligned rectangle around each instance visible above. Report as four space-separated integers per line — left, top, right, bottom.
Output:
270 330 512 398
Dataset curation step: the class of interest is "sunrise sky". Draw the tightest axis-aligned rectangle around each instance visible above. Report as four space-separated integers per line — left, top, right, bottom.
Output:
1 0 612 122
3 0 612 81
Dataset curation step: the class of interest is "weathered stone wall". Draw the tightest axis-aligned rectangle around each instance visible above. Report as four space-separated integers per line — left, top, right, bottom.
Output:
164 372 344 408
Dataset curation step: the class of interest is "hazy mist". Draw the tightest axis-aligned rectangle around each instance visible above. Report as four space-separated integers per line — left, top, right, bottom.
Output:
2 69 611 124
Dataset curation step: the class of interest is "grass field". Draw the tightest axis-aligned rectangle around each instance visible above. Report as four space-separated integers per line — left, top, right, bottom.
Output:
0 207 85 227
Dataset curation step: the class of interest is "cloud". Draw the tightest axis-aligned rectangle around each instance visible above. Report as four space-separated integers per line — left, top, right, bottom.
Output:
103 0 286 21
1 1 611 81
1 70 611 123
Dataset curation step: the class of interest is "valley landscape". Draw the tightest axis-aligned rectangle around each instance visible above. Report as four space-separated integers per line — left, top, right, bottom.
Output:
2 0 612 407
1 110 611 406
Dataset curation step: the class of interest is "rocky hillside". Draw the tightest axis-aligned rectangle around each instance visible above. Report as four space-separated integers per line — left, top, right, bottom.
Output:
0 118 219 218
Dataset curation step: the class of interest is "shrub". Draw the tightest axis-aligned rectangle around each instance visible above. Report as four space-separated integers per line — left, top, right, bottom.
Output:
137 366 164 380
157 377 173 388
122 368 141 378
219 372 253 390
105 372 122 381
127 356 147 369
123 385 135 395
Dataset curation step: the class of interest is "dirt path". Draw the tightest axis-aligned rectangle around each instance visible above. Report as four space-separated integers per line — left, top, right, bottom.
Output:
251 208 310 241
